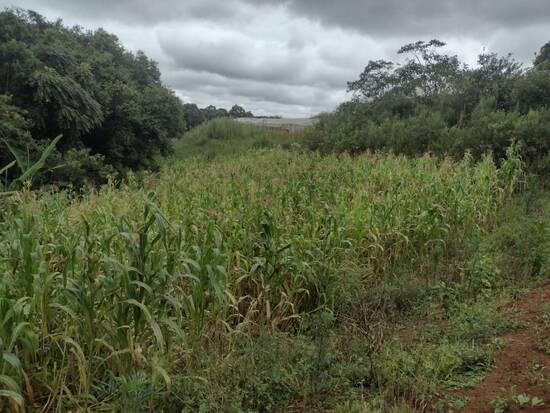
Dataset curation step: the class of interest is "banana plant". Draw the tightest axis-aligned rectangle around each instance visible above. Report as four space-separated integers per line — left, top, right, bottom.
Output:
0 135 62 194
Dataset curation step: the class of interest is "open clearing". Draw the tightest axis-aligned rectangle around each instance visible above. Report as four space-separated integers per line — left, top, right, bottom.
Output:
440 280 550 412
235 117 318 133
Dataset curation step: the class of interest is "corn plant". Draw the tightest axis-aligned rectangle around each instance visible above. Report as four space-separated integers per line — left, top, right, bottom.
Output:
0 146 524 410
0 135 62 194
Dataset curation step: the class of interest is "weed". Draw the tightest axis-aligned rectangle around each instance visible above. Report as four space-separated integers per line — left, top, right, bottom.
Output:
491 386 545 412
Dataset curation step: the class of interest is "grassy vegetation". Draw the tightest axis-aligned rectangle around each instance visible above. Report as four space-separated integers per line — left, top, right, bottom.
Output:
1 119 549 412
172 118 303 159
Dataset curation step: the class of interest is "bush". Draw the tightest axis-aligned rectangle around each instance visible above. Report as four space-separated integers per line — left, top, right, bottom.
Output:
48 148 114 188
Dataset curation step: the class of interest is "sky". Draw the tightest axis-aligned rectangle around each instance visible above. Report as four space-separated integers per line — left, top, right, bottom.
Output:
2 1 550 117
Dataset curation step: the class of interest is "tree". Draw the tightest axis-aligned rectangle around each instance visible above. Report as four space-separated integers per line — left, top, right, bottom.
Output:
183 103 205 130
348 40 462 102
0 94 33 169
395 40 462 98
0 8 187 185
229 104 247 118
201 105 219 120
132 50 161 86
534 41 550 69
30 67 104 137
347 60 397 100
307 39 550 175
215 107 228 118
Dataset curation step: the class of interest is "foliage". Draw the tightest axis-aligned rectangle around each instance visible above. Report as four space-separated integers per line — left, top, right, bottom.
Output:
2 11 550 411
307 39 550 175
229 104 253 118
0 8 186 186
491 386 545 413
534 41 550 69
347 40 463 101
182 103 206 131
1 133 62 194
0 95 34 170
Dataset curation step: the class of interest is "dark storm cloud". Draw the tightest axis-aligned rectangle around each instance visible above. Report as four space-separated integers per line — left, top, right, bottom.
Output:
1 0 550 116
12 0 550 33
259 0 550 37
10 0 245 25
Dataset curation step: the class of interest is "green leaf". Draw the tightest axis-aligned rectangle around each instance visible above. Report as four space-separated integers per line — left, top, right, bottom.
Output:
49 303 79 321
7 322 31 353
15 134 62 184
152 363 171 389
3 140 27 173
531 397 544 407
130 280 154 295
0 389 24 407
0 374 21 393
124 299 165 352
2 352 22 372
516 394 530 406
0 160 16 176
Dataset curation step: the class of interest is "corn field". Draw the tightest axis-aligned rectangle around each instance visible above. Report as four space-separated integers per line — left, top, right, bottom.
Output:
0 148 523 411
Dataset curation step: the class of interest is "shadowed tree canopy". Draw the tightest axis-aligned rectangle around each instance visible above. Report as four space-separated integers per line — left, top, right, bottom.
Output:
535 41 550 69
229 104 253 118
182 103 205 131
0 8 186 186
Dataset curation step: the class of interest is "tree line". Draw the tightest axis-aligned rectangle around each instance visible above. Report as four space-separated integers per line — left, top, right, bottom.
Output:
183 103 254 131
305 39 550 175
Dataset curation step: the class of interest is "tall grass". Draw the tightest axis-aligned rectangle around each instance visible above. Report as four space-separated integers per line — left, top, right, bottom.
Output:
172 118 303 159
0 147 524 411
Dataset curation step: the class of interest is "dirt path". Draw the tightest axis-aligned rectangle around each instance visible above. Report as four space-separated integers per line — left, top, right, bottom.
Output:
444 280 550 412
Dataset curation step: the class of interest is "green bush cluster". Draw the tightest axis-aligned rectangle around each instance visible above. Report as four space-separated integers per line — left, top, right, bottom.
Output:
305 40 550 175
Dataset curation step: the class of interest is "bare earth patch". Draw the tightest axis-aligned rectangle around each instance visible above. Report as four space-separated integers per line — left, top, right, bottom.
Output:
441 280 550 412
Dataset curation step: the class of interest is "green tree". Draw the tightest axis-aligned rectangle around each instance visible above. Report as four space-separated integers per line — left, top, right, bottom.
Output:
0 8 187 185
0 94 34 169
308 39 550 174
229 104 247 118
534 41 550 69
348 40 462 102
183 103 205 130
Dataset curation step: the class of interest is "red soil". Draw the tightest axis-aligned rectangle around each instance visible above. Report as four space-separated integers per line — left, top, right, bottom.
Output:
442 280 550 412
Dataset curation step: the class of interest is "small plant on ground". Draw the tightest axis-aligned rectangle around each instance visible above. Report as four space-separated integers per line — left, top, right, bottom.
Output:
491 386 545 413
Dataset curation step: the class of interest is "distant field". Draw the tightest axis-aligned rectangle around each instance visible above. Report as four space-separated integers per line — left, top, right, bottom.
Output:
173 117 305 159
235 117 318 133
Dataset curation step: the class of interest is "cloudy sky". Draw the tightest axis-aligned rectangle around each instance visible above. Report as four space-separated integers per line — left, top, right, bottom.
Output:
2 1 550 117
